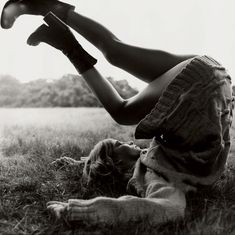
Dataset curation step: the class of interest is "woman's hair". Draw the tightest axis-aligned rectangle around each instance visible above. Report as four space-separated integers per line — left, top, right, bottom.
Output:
82 138 132 185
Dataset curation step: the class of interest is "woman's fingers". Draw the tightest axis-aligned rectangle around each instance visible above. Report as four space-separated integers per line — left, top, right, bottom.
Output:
50 156 77 169
46 201 67 206
47 205 64 219
47 201 68 219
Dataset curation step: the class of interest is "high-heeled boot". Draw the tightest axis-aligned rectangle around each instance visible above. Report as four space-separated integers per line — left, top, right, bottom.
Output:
1 0 75 29
27 12 97 74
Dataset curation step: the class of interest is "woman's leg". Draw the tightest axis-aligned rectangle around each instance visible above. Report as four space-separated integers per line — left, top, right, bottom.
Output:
67 12 196 83
1 0 196 82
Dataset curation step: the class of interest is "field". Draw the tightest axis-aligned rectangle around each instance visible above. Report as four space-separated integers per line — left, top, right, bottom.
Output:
0 108 235 235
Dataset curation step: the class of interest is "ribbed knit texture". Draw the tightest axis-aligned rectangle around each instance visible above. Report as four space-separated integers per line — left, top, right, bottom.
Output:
130 55 233 193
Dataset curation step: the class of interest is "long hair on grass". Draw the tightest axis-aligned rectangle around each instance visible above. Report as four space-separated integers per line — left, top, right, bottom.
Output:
82 138 131 187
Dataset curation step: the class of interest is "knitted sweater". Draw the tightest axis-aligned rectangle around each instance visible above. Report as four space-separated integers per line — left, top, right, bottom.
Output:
128 55 233 194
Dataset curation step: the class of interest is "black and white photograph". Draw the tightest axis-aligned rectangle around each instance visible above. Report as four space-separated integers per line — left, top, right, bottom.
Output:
0 0 235 234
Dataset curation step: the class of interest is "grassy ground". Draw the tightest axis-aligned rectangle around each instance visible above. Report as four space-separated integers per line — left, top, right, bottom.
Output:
0 108 234 235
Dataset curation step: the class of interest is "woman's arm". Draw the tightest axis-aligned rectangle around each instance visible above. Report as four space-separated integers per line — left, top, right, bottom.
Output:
47 171 186 226
47 193 185 226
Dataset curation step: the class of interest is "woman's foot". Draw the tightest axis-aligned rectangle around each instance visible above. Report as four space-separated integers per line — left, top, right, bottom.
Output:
1 0 75 29
27 12 97 74
27 12 71 49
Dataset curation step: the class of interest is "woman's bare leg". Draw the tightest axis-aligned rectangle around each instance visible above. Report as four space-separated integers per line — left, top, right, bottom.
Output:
67 12 196 83
1 0 196 82
29 13 187 125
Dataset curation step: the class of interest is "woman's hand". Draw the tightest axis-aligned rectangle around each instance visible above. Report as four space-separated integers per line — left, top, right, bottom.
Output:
47 201 69 219
50 156 84 170
47 197 119 225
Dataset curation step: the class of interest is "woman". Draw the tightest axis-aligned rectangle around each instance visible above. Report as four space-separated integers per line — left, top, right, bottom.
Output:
1 0 233 227
50 138 186 226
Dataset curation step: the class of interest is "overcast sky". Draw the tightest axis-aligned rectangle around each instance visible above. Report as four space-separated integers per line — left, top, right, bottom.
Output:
0 0 235 90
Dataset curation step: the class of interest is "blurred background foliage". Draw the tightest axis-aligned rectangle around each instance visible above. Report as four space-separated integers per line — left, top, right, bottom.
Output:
0 74 138 107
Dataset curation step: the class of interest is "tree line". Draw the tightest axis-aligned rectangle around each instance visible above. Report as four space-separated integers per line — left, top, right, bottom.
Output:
0 74 138 107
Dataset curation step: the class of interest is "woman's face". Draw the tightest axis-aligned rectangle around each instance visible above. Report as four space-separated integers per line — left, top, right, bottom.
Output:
83 139 141 181
112 140 141 168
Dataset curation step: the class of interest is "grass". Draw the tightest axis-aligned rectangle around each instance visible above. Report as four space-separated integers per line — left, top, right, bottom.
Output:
0 108 235 235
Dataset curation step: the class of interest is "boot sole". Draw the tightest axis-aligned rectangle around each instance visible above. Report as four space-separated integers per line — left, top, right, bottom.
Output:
1 0 19 29
1 0 75 29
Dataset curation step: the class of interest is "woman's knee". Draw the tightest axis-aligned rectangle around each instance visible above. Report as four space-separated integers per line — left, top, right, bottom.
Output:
103 39 123 66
